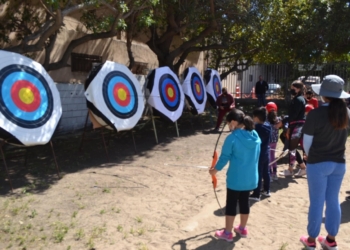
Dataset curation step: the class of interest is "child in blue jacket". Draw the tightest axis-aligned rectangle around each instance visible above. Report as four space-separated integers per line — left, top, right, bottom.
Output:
250 107 272 200
209 108 261 241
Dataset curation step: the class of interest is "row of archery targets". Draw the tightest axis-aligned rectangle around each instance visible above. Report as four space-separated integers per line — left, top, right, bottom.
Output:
0 50 223 191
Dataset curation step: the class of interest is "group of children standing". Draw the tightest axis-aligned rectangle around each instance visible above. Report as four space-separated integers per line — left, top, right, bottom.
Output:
209 75 348 250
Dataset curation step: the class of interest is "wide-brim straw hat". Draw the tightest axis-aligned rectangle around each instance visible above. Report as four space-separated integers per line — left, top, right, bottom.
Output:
312 75 350 99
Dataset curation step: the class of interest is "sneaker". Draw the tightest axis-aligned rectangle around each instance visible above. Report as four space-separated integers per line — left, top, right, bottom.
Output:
346 196 350 201
299 235 316 250
214 229 233 242
234 225 248 238
317 236 338 250
270 177 273 182
279 169 293 176
295 169 307 177
249 195 260 201
261 191 271 197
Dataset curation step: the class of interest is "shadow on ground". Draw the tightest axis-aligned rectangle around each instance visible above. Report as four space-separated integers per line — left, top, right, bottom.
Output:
0 111 216 195
171 230 238 250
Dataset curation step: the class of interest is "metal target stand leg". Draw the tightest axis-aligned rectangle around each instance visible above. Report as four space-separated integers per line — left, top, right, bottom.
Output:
150 108 159 144
79 112 90 152
49 141 60 178
130 131 137 153
100 128 110 162
175 121 179 137
0 142 14 192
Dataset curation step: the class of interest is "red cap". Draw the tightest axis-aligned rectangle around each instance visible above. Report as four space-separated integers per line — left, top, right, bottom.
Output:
266 102 277 112
305 104 314 113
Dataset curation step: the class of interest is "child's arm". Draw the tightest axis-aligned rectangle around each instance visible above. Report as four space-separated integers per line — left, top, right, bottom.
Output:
213 136 233 171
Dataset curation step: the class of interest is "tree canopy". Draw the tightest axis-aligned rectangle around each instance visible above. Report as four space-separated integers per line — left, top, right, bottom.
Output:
0 0 349 76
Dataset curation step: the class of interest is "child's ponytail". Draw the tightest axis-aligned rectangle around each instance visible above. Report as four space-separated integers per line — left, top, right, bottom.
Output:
242 116 255 131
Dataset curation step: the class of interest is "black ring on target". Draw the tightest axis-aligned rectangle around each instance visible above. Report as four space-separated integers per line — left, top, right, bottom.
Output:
102 71 138 119
158 74 181 111
0 64 54 128
190 72 205 104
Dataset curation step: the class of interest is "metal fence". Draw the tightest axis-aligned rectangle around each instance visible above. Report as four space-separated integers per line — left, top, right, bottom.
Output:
218 62 350 99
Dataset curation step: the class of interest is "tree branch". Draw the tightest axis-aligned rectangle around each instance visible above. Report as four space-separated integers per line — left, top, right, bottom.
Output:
46 17 118 71
4 10 63 54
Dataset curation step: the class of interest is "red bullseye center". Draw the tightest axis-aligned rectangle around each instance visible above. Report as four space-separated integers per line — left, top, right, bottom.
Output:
195 81 202 95
113 83 131 107
165 83 176 102
11 80 41 112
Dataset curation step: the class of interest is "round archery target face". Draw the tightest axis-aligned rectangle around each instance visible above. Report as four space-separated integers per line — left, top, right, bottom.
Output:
159 74 181 111
213 75 222 98
191 73 205 104
102 71 138 118
0 65 53 128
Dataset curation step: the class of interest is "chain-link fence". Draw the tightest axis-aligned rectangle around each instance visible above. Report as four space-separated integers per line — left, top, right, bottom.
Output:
219 62 350 99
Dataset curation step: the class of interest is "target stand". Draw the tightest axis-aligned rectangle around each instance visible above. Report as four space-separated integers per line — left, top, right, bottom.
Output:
0 138 60 192
78 110 138 162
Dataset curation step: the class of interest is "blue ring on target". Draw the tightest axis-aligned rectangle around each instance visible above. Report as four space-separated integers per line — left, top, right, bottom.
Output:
159 74 180 111
0 65 53 128
212 75 221 98
102 71 138 119
190 73 204 104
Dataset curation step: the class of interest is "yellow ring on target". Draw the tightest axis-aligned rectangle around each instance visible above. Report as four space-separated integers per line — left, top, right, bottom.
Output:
118 88 127 101
196 83 200 93
19 88 34 104
167 88 174 98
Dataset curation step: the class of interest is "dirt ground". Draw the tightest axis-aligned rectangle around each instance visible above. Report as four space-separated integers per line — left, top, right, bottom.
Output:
0 111 350 250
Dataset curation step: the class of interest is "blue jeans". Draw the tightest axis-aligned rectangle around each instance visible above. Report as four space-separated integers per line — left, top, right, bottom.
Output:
306 161 346 238
256 94 266 107
252 156 270 197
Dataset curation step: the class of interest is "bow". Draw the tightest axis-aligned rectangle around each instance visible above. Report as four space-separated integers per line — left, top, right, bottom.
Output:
210 125 225 215
269 149 289 166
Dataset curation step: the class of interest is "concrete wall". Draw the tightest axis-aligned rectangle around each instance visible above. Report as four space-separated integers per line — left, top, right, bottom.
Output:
55 83 89 134
54 75 147 134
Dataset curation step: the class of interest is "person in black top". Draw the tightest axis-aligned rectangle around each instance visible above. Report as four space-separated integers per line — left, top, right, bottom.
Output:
300 74 350 249
255 75 268 107
280 80 307 177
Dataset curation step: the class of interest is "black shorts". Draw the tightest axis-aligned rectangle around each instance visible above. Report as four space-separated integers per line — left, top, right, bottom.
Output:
226 188 250 216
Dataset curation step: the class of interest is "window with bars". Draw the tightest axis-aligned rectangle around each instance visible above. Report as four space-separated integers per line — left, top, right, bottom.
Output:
71 53 102 72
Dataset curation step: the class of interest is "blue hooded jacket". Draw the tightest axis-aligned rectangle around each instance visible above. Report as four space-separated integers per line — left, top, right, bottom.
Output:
215 129 261 191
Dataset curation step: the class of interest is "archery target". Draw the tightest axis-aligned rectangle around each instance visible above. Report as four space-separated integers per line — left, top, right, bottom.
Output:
146 66 184 122
182 67 207 115
159 74 181 111
0 65 53 128
85 61 144 131
103 71 138 118
190 73 205 104
204 69 222 108
0 51 62 146
212 74 222 98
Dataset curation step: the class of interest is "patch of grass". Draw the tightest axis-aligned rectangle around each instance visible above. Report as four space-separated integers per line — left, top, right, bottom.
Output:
52 222 69 243
137 228 146 236
72 211 78 218
91 226 106 239
135 216 143 223
138 242 149 250
86 237 94 249
102 188 111 193
117 225 123 232
29 209 37 218
100 209 106 215
279 242 288 250
75 228 85 241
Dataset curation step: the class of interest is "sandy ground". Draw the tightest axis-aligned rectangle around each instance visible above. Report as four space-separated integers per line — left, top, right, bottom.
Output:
0 118 350 250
